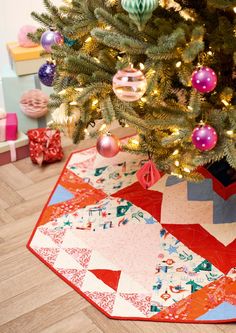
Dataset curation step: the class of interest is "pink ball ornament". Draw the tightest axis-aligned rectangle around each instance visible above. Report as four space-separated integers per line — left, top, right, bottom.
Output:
192 124 218 151
113 67 147 102
96 133 121 158
17 25 39 48
191 67 217 93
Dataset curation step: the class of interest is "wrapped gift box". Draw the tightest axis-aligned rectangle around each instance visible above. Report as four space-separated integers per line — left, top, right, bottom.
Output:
1 65 52 133
0 132 29 166
0 113 18 142
7 42 47 76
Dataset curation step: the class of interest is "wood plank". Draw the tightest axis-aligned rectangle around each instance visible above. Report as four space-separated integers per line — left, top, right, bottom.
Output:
17 176 58 201
0 197 9 210
0 278 71 325
0 164 33 190
40 311 99 333
0 293 88 333
0 207 15 225
6 194 48 220
0 249 42 282
0 266 54 303
0 179 24 208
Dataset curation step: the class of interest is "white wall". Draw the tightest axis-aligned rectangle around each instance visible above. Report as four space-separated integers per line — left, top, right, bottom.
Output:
0 0 62 107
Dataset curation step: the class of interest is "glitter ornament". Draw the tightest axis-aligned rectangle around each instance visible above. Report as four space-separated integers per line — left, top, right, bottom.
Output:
41 30 64 53
96 133 120 158
17 25 39 48
113 67 147 102
121 0 158 31
192 124 218 151
38 61 56 87
191 67 217 93
136 160 161 189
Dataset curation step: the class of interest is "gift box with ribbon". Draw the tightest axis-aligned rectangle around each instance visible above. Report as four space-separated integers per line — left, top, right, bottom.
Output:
7 42 47 76
0 113 18 142
0 132 29 166
1 65 52 133
27 128 64 166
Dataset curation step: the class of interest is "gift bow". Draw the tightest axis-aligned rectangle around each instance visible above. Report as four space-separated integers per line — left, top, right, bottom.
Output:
35 129 56 166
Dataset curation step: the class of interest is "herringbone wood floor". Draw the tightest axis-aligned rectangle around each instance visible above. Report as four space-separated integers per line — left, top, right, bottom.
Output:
0 128 234 333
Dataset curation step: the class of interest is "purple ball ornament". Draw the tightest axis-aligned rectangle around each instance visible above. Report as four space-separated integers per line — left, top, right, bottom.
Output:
191 67 217 93
96 133 121 158
38 61 56 87
192 123 218 151
41 30 64 53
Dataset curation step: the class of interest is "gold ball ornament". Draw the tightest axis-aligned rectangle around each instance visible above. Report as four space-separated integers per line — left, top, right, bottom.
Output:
121 0 159 31
112 67 147 102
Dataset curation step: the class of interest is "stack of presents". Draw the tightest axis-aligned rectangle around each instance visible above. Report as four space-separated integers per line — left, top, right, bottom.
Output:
0 26 60 166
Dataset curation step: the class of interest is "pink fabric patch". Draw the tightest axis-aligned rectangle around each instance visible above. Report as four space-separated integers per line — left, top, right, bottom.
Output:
160 182 213 224
73 224 161 292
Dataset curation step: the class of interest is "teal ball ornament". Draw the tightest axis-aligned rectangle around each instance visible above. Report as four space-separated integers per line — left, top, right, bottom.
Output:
121 0 158 31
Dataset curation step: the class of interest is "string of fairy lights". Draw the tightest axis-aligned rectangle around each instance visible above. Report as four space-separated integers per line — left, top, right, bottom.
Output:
38 0 235 180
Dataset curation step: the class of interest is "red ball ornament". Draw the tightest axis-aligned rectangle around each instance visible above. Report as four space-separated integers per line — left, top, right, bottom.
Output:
192 124 218 151
96 133 121 158
191 67 217 93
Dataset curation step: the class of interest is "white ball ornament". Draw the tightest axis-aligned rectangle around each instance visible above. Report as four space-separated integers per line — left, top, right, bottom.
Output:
113 67 147 102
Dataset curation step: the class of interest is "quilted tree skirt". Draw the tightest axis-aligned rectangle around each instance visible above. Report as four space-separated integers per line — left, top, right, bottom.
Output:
27 139 236 323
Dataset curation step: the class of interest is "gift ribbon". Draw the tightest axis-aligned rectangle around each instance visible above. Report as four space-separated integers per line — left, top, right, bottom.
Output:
8 141 17 162
35 129 56 166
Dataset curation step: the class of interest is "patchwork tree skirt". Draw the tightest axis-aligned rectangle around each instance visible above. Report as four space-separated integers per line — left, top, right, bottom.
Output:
27 139 236 323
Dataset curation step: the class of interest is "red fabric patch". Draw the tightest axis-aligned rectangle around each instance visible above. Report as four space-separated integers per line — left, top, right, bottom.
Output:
112 181 163 222
199 167 236 200
163 224 236 274
89 269 121 291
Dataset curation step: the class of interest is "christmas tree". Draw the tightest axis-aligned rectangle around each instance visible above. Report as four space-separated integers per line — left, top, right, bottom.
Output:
30 0 236 181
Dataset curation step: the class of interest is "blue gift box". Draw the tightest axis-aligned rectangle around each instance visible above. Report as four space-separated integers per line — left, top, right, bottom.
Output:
1 65 53 133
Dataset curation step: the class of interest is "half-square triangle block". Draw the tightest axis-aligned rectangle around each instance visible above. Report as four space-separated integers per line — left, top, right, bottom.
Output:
48 185 75 206
89 269 121 291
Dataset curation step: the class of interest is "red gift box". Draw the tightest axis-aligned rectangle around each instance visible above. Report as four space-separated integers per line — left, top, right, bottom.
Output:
0 113 18 142
27 128 64 166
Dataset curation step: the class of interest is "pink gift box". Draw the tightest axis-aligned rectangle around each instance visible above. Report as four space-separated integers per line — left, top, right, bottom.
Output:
0 113 18 142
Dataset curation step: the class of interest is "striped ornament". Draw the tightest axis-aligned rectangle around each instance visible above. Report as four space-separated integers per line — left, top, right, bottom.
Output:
112 67 147 102
121 0 159 31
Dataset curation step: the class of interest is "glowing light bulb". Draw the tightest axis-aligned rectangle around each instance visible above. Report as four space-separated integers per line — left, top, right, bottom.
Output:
172 149 179 156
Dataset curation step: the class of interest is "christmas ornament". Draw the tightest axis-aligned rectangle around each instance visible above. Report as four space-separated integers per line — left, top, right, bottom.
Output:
51 103 80 137
192 124 218 151
113 67 147 102
64 36 76 47
136 160 161 189
96 133 120 158
40 30 64 52
38 61 56 87
20 89 49 118
191 67 217 93
121 0 158 31
17 25 39 48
